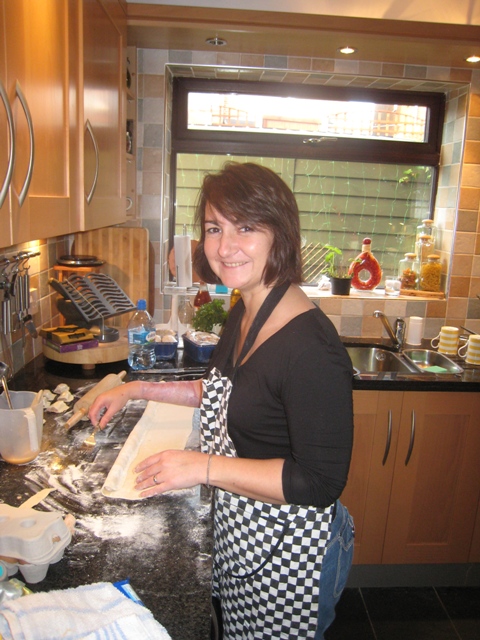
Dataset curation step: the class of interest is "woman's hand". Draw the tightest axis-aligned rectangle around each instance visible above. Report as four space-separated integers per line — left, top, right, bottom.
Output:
134 450 209 497
88 382 137 429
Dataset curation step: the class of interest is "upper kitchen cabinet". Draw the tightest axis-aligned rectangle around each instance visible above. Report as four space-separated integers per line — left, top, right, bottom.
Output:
75 0 127 231
0 0 75 245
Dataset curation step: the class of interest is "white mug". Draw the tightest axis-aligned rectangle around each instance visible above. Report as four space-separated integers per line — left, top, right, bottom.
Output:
431 326 460 355
458 334 480 365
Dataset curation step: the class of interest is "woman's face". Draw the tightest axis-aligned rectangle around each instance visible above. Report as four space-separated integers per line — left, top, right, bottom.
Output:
203 203 274 295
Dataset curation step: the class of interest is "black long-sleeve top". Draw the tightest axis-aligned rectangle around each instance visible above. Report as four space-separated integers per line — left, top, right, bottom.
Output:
208 303 354 508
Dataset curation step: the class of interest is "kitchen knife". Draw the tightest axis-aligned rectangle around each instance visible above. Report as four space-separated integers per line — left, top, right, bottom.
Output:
65 370 127 430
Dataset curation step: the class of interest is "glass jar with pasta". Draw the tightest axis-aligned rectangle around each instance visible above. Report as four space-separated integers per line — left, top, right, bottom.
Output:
419 254 442 292
398 253 418 290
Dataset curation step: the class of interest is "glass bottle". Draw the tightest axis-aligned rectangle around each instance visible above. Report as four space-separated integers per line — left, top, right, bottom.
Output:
419 254 442 292
127 299 156 370
177 295 194 337
230 288 242 309
398 253 418 290
349 237 382 291
194 282 211 313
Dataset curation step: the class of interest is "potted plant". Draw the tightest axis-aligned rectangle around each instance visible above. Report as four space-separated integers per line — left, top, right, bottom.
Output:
320 245 353 295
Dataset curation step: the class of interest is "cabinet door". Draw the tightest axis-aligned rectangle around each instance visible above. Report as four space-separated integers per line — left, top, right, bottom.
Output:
341 390 403 564
0 0 12 244
80 0 126 230
4 0 73 242
383 392 480 564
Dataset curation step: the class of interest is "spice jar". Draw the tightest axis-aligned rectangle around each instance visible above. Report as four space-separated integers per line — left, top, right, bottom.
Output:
398 253 418 290
415 234 434 265
416 219 437 248
419 254 442 292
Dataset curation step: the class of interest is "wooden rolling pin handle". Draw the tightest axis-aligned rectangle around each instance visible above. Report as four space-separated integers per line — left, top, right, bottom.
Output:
65 407 87 430
65 370 127 430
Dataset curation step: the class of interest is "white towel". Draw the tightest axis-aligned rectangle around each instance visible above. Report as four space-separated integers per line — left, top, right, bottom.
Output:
0 581 172 640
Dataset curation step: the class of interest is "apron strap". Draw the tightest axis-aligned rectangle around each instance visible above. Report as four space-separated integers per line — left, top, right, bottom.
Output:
233 281 290 376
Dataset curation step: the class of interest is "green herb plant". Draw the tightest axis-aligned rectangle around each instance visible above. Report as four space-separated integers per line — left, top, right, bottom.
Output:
320 245 351 279
192 298 228 333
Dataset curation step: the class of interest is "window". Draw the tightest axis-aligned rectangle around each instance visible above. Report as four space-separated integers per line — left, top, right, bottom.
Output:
171 78 445 284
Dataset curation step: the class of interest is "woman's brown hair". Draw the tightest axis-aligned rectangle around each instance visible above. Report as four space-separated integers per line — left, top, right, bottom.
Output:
193 162 302 286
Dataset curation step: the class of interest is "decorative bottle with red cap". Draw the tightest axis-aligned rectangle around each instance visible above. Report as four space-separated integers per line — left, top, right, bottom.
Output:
348 237 382 291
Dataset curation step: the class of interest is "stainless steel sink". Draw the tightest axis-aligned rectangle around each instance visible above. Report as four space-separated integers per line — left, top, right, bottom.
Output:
402 349 463 374
345 346 419 374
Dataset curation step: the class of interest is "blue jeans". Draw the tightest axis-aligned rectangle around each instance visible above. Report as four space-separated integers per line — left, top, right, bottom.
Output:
314 501 355 639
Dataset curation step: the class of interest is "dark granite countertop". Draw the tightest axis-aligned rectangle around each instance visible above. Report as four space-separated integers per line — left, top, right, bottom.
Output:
1 355 213 640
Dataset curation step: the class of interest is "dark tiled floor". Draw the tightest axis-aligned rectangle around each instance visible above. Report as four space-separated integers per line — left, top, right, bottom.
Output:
325 587 480 640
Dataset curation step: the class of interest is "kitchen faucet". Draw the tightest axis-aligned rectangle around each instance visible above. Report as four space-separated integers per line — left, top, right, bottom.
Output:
373 310 406 351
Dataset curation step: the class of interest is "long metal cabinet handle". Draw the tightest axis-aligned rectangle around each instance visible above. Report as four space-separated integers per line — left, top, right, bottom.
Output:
15 82 35 207
382 409 392 466
405 409 416 466
0 80 15 208
85 119 99 204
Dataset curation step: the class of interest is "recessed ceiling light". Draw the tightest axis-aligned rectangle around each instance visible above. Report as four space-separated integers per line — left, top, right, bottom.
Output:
466 55 480 63
206 36 227 47
338 46 357 55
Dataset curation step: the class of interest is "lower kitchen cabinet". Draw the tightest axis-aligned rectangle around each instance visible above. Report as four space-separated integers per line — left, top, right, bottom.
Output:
341 391 480 566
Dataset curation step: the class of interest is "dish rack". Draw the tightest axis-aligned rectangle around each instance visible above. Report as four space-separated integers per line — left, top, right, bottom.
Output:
48 273 136 342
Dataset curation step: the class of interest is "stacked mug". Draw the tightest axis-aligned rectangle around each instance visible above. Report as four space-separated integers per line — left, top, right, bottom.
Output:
458 334 480 365
431 326 460 355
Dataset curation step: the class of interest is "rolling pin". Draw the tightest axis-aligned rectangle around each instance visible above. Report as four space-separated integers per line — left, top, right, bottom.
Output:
65 370 127 430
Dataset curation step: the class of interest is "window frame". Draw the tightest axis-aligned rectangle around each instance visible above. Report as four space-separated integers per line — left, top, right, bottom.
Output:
172 77 446 166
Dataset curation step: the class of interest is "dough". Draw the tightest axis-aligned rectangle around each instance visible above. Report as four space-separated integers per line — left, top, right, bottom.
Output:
102 401 195 500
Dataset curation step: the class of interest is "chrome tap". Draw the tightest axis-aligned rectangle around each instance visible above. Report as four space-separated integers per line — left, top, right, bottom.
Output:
373 310 406 350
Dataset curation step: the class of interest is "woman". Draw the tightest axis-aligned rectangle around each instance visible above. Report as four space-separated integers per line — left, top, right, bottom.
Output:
89 162 354 639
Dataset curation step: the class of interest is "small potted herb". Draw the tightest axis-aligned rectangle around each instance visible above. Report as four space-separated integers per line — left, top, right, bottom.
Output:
192 298 228 333
320 245 353 295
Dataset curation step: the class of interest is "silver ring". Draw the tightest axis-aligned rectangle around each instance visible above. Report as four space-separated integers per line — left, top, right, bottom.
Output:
153 474 159 484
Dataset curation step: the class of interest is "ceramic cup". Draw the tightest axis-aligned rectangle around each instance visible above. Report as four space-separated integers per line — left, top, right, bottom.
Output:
431 326 460 355
458 334 480 365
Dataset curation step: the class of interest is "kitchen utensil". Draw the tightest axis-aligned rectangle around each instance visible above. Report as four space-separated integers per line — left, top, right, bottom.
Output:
57 255 104 267
84 425 100 447
0 390 43 464
461 326 479 335
458 334 480 365
65 370 127 430
0 361 13 409
19 488 54 509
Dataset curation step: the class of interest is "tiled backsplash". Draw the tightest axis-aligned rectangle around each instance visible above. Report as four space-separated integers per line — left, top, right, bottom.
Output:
1 48 480 374
137 48 480 335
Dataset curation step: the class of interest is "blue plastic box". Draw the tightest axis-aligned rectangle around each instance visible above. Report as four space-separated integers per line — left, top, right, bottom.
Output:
154 339 178 361
183 334 217 363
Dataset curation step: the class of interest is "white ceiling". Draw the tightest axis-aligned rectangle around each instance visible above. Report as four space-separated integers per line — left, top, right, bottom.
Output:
125 0 480 26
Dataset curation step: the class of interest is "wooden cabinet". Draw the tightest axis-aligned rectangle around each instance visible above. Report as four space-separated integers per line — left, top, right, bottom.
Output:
0 0 75 245
76 0 127 231
0 0 127 247
342 391 480 565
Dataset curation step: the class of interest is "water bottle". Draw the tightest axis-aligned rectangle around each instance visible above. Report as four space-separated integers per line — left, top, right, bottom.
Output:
127 299 156 370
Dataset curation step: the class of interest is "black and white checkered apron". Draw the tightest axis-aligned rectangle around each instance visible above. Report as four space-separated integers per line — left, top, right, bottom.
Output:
199 286 334 639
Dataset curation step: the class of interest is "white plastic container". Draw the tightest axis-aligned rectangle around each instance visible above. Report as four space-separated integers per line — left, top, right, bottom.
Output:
0 391 43 464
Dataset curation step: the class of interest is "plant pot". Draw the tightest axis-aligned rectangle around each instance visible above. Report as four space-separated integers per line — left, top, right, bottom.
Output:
330 276 352 296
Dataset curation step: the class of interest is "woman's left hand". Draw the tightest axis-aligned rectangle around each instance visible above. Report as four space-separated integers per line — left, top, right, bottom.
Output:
134 450 208 497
